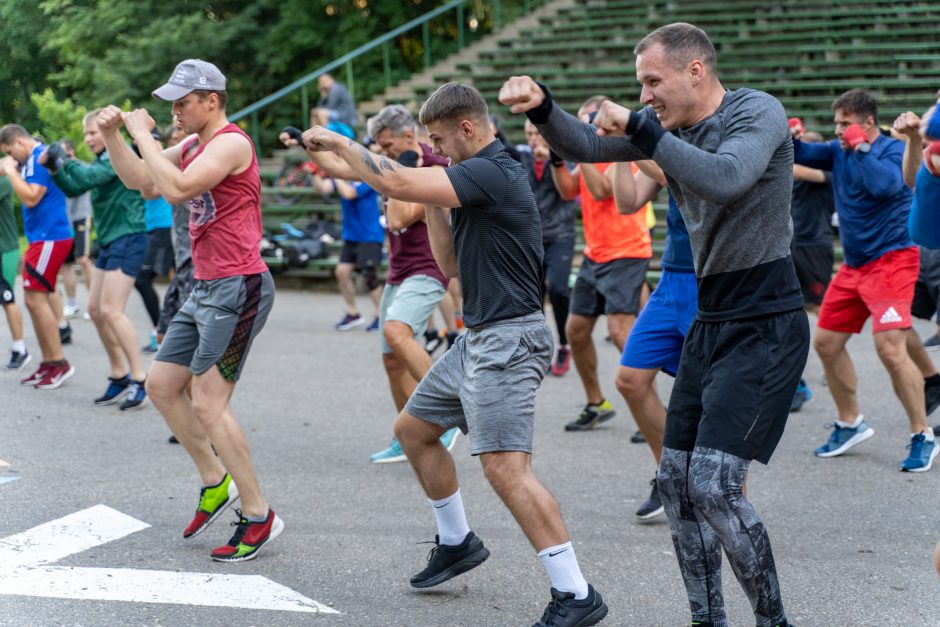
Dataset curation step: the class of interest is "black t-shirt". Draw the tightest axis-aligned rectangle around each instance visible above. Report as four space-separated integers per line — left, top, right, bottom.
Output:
791 173 835 247
445 140 544 328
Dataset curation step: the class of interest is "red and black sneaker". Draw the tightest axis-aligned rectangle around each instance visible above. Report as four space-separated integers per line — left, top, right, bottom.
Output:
210 508 284 562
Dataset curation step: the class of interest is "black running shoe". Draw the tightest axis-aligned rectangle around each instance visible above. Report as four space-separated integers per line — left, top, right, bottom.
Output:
635 478 664 521
533 584 608 626
59 324 72 345
168 434 180 444
409 531 490 588
565 400 615 431
425 330 444 355
926 379 940 417
630 429 646 443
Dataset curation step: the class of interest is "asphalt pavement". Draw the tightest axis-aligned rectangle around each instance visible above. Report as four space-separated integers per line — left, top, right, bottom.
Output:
1 284 938 626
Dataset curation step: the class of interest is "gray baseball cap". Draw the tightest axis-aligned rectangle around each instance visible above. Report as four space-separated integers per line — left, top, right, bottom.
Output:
152 59 227 101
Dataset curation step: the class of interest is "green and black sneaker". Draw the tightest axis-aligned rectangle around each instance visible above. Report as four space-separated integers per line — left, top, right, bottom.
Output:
565 399 616 431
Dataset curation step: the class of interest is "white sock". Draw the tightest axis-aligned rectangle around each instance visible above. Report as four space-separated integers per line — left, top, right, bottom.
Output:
538 541 589 600
58 320 68 330
429 489 470 546
66 297 77 308
11 339 25 353
916 430 936 442
836 414 863 428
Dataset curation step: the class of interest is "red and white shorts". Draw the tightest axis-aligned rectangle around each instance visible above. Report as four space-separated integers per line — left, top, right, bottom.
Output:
23 239 73 293
818 246 919 334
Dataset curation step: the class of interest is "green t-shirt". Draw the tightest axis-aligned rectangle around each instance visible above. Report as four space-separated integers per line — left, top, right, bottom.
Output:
52 150 146 247
0 177 19 253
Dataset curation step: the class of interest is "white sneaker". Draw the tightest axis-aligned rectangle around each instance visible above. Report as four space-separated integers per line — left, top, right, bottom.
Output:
63 303 81 319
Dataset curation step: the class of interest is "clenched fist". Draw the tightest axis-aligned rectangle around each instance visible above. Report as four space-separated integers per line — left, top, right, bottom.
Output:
892 111 922 141
592 100 632 137
301 125 345 152
96 105 125 134
122 109 157 141
498 76 546 114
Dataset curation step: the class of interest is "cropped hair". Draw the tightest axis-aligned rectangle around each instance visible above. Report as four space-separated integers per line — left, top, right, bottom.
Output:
0 124 30 146
367 105 417 138
82 109 102 127
192 89 228 110
580 95 611 112
419 83 489 126
832 89 878 124
634 22 718 76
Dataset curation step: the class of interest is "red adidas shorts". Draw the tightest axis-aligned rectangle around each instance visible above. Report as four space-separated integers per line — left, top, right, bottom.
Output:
818 246 919 334
22 239 73 293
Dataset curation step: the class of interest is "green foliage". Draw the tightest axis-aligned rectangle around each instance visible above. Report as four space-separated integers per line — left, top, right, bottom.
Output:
0 0 536 153
29 89 92 161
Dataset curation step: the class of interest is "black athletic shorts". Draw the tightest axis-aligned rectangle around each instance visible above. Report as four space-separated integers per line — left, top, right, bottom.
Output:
664 309 810 464
912 247 940 321
570 256 649 316
339 240 382 275
66 218 92 263
791 244 833 306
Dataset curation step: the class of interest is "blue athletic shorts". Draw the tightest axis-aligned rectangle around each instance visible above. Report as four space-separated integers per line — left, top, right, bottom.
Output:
620 269 698 376
96 232 148 278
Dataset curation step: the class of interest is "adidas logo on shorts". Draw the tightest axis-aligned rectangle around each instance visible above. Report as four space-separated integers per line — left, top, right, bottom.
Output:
879 306 903 325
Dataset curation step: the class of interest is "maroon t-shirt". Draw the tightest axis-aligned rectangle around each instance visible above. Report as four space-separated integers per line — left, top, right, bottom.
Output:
384 143 448 287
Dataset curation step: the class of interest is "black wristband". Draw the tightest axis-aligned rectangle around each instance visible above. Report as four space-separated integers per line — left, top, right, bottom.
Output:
524 82 555 125
282 126 304 144
548 149 564 167
397 150 420 168
626 110 666 158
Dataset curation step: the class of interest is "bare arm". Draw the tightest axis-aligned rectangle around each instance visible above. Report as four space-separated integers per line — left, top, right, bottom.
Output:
302 126 461 207
580 163 612 200
610 163 662 215
306 149 360 181
893 111 924 187
332 178 360 200
550 162 580 200
425 206 458 278
96 106 169 191
386 198 426 232
793 164 827 184
0 158 46 207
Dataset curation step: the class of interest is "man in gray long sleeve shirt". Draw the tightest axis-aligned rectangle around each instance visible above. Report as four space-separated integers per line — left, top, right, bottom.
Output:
502 23 807 627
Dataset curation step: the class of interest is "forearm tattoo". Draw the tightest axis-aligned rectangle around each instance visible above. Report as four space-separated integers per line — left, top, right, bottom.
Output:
351 139 400 177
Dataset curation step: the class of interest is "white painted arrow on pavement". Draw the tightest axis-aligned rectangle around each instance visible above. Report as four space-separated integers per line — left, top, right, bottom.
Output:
0 504 339 614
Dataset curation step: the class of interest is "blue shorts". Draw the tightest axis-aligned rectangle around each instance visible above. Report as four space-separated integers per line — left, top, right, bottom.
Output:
96 233 148 278
620 270 698 376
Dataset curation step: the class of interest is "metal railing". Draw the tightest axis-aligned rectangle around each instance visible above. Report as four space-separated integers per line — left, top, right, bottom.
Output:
230 0 543 149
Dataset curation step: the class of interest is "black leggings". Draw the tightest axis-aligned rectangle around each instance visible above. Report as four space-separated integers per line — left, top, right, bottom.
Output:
542 238 573 346
135 268 160 328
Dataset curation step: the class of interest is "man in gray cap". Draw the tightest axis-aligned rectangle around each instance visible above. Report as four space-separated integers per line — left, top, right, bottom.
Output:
97 59 282 563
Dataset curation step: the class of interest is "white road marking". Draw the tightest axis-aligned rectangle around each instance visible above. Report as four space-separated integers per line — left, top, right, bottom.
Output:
0 504 338 614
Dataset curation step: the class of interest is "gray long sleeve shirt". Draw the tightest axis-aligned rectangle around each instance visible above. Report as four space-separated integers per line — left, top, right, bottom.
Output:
318 82 358 129
531 87 803 321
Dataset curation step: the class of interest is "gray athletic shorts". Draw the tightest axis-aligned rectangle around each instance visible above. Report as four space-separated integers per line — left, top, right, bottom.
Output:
405 311 552 455
570 256 649 316
379 274 447 354
156 271 275 382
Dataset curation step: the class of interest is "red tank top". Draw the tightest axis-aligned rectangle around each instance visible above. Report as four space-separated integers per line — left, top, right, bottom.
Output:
180 123 268 280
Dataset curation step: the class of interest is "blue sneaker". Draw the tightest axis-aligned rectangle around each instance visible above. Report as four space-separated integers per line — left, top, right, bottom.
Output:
900 433 939 472
335 313 364 331
95 375 130 405
790 379 812 412
366 317 380 332
814 419 875 458
119 379 148 411
439 428 460 452
370 439 407 464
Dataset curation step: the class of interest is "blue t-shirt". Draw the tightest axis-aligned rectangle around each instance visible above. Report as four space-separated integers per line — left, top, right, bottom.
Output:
794 133 913 267
144 196 174 231
21 144 71 242
910 162 940 249
340 182 384 243
661 192 694 273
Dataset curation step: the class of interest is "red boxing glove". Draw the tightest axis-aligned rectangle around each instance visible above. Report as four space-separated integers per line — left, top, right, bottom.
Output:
925 141 940 177
788 117 804 138
843 124 869 150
